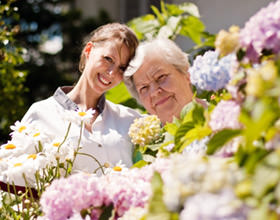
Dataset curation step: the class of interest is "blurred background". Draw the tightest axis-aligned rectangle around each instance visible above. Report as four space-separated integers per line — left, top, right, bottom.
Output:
0 0 273 141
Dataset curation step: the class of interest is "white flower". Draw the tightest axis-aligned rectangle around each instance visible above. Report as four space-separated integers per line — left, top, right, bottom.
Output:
2 153 48 186
128 115 161 146
10 120 31 137
0 140 35 158
43 137 77 164
64 108 96 125
104 160 129 175
118 206 147 220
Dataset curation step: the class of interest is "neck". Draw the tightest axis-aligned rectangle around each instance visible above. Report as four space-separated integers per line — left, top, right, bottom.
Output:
67 79 101 111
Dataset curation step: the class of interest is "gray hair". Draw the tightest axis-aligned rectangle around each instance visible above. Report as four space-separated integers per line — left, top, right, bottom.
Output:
123 38 190 103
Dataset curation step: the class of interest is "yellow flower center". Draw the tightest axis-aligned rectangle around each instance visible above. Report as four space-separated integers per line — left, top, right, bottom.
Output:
18 126 26 133
14 163 23 167
113 166 122 172
33 132 40 137
78 112 86 117
52 142 60 147
5 144 16 150
27 154 37 160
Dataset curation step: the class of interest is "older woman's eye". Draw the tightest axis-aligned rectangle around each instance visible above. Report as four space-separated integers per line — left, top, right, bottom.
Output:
157 74 167 82
139 86 148 94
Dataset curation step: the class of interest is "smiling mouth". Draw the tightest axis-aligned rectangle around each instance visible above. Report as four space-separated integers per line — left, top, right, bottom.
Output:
98 73 111 86
155 96 171 106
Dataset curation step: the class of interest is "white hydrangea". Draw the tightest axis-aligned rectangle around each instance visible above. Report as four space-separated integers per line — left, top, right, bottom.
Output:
128 115 161 146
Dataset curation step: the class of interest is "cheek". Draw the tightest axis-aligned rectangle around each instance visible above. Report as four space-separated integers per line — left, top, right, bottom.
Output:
113 73 123 83
140 96 155 114
160 79 175 92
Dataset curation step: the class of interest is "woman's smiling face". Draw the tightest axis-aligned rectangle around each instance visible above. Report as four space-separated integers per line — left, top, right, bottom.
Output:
84 39 130 95
133 56 193 124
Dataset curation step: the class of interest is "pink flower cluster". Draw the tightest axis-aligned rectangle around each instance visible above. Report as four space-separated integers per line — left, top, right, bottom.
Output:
209 100 241 132
239 0 280 62
40 170 151 220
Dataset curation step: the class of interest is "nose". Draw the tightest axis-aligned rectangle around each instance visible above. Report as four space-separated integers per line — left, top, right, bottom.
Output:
150 82 162 97
106 65 117 77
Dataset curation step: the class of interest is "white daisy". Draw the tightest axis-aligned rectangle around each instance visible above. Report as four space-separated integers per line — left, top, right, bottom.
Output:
64 108 96 125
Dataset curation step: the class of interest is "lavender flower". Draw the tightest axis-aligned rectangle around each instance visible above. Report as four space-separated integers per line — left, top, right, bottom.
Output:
239 0 280 62
209 100 241 131
189 50 235 92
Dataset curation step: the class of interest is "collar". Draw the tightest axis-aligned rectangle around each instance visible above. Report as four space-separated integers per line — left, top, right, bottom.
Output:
53 86 105 113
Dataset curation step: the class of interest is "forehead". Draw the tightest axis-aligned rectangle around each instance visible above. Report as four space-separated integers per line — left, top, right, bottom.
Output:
133 56 168 85
101 40 130 64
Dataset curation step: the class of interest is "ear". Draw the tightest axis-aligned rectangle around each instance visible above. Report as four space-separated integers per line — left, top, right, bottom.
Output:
85 42 93 59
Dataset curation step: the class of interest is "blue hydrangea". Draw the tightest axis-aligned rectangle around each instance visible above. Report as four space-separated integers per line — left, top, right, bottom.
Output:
189 50 235 92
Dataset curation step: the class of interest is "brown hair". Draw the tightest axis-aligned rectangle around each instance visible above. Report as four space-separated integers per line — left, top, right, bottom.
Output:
79 23 139 72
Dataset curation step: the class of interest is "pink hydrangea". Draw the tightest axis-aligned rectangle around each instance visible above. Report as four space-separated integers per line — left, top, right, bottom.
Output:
209 100 241 131
40 170 151 220
239 0 280 62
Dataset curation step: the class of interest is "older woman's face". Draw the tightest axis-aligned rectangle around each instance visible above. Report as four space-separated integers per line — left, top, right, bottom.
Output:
133 56 193 124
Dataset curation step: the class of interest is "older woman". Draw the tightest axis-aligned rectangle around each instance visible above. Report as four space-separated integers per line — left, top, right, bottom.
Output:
124 38 205 124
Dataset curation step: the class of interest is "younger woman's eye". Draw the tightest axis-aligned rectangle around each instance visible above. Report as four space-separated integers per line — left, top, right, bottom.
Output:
119 65 126 72
104 56 113 63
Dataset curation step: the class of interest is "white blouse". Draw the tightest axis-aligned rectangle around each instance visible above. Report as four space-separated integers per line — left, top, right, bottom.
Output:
21 87 142 175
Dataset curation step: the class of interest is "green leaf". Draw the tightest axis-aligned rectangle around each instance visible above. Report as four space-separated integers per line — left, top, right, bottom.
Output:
165 4 184 16
177 2 200 17
133 149 143 164
207 129 242 155
146 172 177 220
252 160 280 198
173 121 194 151
160 0 168 16
151 5 165 25
158 16 181 39
180 16 205 44
105 82 131 104
179 125 211 152
128 14 158 40
180 101 196 120
164 122 178 136
131 160 148 168
99 203 114 220
240 100 278 150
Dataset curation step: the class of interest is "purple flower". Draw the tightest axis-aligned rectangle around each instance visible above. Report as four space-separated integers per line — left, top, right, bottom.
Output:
209 100 241 131
189 51 235 92
239 0 280 62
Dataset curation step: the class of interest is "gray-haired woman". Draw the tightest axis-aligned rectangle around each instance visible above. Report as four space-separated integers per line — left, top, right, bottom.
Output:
124 38 206 124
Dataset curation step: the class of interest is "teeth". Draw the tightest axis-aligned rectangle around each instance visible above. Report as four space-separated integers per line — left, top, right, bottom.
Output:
99 74 110 85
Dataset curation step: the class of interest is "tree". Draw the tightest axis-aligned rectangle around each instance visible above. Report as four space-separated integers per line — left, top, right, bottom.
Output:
0 0 27 141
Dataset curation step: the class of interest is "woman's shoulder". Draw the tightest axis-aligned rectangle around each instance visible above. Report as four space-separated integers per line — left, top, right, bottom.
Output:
21 96 60 123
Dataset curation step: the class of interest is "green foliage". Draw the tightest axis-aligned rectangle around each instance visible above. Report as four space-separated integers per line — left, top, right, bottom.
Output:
0 0 28 140
145 172 179 220
207 129 242 155
127 0 215 49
